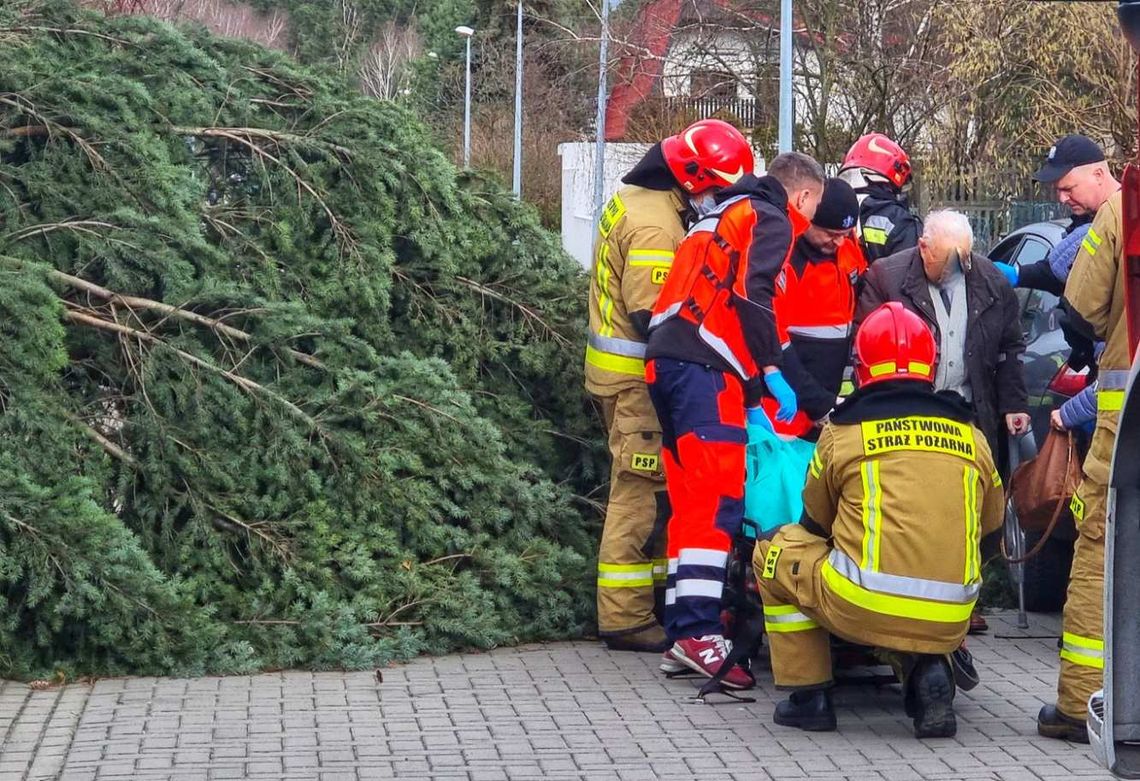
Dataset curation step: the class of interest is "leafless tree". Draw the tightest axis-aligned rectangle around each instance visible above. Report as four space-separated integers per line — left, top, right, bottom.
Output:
359 22 422 101
83 0 289 49
335 0 365 75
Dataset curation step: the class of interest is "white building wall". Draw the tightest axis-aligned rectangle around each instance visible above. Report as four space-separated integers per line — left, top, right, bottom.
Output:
659 29 813 128
558 142 652 269
661 29 756 100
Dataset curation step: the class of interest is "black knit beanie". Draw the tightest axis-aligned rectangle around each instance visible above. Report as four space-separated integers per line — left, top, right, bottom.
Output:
812 178 859 230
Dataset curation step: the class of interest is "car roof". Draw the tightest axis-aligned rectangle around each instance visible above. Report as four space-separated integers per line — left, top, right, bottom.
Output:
989 219 1068 250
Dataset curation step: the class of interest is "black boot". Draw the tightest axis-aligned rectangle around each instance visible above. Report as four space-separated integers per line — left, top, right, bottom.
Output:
773 689 837 732
1037 704 1090 743
908 655 957 738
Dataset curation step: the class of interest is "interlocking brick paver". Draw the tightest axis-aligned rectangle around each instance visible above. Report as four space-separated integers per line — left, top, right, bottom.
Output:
0 612 1112 781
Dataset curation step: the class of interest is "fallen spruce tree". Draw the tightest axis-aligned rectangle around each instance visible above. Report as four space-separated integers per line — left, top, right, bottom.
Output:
0 0 603 679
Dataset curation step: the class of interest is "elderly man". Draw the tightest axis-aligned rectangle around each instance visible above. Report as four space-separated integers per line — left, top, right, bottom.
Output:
856 210 1030 462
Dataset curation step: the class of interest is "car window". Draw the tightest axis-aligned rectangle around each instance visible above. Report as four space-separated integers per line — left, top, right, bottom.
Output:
1023 288 1061 342
989 237 1021 265
1015 238 1050 267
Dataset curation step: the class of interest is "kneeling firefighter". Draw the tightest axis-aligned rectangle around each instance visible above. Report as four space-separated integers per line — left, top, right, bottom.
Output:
753 302 1004 737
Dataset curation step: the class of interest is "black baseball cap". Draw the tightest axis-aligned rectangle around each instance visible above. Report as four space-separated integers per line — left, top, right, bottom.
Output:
812 178 859 231
1033 134 1106 183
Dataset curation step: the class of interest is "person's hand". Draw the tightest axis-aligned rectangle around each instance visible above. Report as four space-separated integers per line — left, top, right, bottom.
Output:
1006 412 1031 436
746 405 774 432
996 262 1018 287
1050 409 1068 431
762 369 798 423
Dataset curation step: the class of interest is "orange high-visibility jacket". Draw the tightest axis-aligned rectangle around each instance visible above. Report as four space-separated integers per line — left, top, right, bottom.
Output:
761 236 866 436
646 174 808 382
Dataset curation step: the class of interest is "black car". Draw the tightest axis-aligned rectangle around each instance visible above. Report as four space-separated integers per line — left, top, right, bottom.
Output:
988 220 1090 611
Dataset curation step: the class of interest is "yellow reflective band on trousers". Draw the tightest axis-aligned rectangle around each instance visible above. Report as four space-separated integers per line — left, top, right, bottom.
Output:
586 345 645 376
598 562 654 589
763 604 820 633
863 226 889 245
963 466 980 584
821 560 976 624
652 558 668 584
1061 631 1105 669
1099 388 1125 412
859 460 883 571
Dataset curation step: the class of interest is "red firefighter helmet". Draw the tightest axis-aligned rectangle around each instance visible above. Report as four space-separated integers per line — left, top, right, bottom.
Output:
842 133 913 190
853 302 937 387
661 119 754 194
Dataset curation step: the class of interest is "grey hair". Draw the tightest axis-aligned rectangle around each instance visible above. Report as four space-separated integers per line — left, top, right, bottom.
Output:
922 209 974 250
767 152 826 192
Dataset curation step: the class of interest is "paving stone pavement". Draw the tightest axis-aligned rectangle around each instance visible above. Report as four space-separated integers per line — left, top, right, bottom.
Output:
0 612 1111 781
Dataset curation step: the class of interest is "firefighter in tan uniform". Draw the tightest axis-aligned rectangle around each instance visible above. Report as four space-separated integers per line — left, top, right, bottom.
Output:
1037 188 1128 741
752 302 1004 738
587 119 755 651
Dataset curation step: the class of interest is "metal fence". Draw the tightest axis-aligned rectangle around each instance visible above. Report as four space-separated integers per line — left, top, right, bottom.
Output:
657 96 764 130
925 200 1069 249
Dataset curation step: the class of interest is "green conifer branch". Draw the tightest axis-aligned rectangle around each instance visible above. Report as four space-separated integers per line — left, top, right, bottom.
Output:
52 270 325 369
62 307 319 429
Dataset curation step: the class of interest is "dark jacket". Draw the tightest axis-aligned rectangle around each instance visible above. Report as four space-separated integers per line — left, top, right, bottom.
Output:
1016 214 1093 297
859 183 923 264
646 174 795 378
855 247 1028 453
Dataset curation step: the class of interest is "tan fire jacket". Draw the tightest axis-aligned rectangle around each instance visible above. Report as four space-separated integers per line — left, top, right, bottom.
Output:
585 185 688 396
802 409 1005 652
1063 190 1128 490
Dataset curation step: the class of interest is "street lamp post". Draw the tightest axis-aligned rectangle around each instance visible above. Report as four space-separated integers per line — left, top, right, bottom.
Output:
778 0 793 153
513 2 523 197
592 0 611 225
456 25 475 168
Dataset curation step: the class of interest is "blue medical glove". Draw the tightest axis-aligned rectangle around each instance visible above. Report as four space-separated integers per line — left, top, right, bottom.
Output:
746 405 774 432
996 262 1018 287
764 370 798 423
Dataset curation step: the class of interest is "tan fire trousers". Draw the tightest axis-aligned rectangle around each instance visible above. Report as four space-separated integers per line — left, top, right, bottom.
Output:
595 387 668 636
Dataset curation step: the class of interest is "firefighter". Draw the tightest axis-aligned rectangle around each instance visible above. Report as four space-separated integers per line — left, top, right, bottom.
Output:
645 152 826 688
760 178 866 436
753 302 1004 737
1037 180 1127 743
587 119 755 653
838 133 922 264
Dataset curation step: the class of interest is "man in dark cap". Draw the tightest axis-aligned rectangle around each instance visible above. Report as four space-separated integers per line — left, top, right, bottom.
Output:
758 178 867 436
996 134 1120 295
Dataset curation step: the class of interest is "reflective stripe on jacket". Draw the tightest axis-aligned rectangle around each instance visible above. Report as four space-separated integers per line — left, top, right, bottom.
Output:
802 407 1004 646
646 174 807 382
585 185 688 395
762 236 866 435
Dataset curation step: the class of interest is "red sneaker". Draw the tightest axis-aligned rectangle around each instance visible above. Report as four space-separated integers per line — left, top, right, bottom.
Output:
659 648 686 675
671 635 755 689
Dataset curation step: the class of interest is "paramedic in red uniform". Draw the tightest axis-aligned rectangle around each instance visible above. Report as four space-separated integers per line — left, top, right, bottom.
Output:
644 152 826 688
761 178 866 436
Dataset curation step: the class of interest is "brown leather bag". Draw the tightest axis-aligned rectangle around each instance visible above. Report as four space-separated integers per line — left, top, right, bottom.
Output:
1004 430 1082 563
